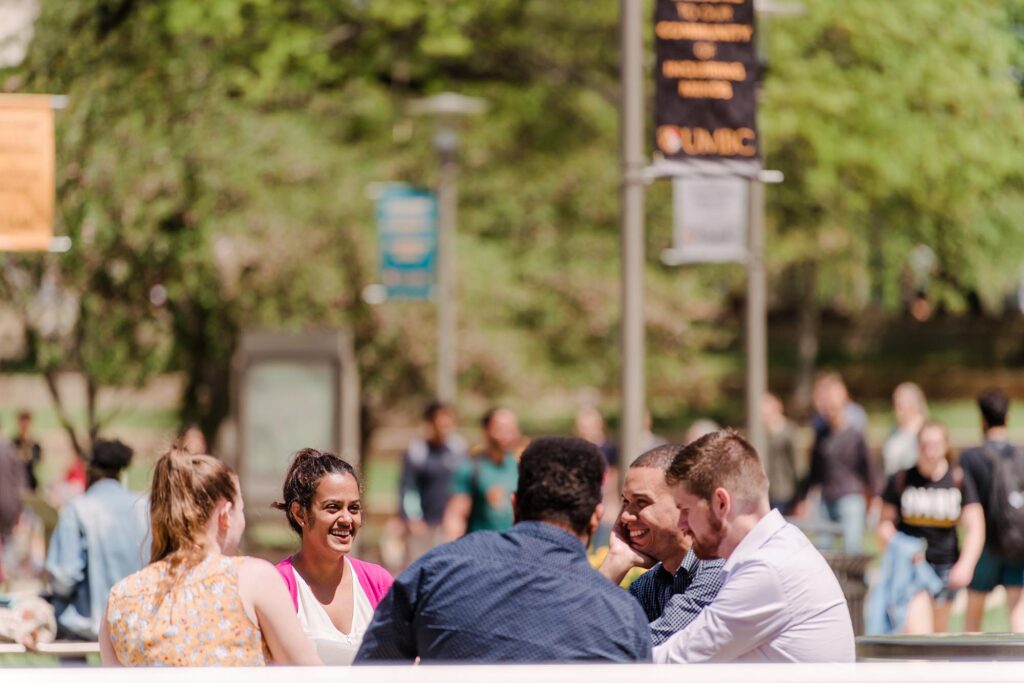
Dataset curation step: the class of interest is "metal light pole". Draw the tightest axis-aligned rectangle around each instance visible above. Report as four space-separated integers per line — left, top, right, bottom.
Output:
745 0 802 456
746 178 767 457
620 0 646 476
409 93 486 405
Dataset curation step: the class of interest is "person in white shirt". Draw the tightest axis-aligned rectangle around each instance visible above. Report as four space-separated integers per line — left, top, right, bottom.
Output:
654 429 855 663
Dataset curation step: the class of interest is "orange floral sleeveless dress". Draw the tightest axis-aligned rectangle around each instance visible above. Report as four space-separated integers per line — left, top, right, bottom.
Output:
106 554 267 666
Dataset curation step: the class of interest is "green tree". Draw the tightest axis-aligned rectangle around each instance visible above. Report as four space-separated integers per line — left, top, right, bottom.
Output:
7 0 1023 454
761 0 1024 407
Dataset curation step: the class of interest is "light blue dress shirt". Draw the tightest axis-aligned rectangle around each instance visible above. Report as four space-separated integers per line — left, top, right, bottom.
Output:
654 509 855 663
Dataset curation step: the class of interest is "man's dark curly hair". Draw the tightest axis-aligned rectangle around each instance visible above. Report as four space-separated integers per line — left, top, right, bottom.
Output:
515 437 605 536
271 448 361 535
90 439 133 476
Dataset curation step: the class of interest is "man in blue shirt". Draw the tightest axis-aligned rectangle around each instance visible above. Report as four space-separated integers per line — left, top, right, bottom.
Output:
45 439 149 640
356 436 652 663
599 445 724 645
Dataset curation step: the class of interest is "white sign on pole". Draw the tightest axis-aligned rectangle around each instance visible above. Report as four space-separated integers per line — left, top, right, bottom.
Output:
662 176 748 265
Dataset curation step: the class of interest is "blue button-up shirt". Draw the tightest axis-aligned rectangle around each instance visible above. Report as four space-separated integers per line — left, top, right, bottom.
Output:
355 521 652 663
628 550 725 645
45 479 149 640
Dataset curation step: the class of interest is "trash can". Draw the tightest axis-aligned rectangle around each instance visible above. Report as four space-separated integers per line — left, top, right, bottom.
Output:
822 551 873 636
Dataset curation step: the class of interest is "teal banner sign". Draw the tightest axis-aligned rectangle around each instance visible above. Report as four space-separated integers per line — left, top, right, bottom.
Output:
375 185 438 300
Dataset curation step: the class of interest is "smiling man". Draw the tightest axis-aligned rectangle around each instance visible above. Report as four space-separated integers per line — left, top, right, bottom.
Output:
599 446 724 644
654 430 855 663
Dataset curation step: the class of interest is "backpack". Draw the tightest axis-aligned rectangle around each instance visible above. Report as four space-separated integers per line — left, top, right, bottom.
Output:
984 444 1024 564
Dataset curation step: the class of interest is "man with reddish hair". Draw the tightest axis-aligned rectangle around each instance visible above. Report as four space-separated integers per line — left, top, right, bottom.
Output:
654 430 855 663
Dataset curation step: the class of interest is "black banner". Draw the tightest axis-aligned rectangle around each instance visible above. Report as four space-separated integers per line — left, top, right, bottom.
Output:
654 0 759 162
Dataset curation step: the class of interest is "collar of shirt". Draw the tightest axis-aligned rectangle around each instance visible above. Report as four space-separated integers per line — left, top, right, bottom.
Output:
508 520 586 556
87 478 125 496
721 508 786 577
679 548 699 574
649 549 699 588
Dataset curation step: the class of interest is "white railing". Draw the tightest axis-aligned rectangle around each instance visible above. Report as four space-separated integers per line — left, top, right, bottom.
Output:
0 641 99 656
1 663 1024 682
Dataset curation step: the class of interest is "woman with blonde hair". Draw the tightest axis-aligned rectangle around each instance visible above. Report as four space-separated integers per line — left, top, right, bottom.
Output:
882 382 929 476
99 448 320 666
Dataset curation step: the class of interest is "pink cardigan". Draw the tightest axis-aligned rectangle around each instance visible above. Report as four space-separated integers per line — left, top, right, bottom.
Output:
275 555 394 611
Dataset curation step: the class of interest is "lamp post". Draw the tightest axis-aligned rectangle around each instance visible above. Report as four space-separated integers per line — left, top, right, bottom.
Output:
409 93 486 405
619 0 646 477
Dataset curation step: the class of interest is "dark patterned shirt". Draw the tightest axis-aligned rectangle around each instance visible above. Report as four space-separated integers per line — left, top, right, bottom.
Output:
355 521 652 663
628 550 726 645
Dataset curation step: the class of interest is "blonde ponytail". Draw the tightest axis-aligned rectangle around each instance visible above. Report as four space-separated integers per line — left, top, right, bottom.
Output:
150 446 238 564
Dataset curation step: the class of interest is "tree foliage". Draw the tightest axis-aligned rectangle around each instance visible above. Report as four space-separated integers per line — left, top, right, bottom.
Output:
1 0 1022 447
762 0 1024 314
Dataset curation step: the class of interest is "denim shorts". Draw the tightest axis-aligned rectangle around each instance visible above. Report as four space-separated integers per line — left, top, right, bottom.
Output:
928 562 957 603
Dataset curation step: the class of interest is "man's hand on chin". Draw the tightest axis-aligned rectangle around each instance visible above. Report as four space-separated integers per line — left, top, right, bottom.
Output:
599 524 655 584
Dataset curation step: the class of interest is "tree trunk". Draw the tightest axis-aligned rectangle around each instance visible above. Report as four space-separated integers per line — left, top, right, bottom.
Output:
43 370 85 459
177 300 237 455
86 375 99 446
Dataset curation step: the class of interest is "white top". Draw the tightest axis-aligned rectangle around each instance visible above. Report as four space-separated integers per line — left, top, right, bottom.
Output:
883 427 919 476
653 509 855 663
294 557 374 666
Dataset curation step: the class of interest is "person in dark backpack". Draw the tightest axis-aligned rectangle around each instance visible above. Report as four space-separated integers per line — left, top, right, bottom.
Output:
959 389 1024 632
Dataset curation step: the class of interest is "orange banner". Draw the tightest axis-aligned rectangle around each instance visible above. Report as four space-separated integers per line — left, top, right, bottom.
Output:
0 94 56 251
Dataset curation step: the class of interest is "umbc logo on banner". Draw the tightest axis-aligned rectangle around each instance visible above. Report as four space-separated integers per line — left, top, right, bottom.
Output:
374 185 438 301
654 0 759 162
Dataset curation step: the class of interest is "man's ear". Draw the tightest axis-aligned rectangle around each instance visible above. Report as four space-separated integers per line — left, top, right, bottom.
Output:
713 487 732 518
511 493 519 523
589 502 604 538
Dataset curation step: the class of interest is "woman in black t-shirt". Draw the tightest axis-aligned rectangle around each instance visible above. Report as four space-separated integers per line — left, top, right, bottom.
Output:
879 420 985 633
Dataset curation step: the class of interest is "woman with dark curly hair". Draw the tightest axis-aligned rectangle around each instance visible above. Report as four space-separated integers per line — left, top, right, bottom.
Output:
273 449 393 665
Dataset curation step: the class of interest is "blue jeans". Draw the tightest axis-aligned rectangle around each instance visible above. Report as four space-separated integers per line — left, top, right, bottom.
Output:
821 493 866 553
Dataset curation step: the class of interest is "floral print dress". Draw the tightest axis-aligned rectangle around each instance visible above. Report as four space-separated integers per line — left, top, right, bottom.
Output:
106 554 267 666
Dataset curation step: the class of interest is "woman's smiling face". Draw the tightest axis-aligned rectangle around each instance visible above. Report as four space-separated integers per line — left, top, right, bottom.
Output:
295 472 362 555
618 466 691 561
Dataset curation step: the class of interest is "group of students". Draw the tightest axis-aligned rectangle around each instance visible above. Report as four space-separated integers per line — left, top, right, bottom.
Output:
15 382 1024 664
396 382 1024 641
869 389 1024 634
86 428 863 666
758 377 1024 635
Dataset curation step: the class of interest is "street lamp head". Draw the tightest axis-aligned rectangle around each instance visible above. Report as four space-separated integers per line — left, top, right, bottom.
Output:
754 0 806 16
408 92 487 120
